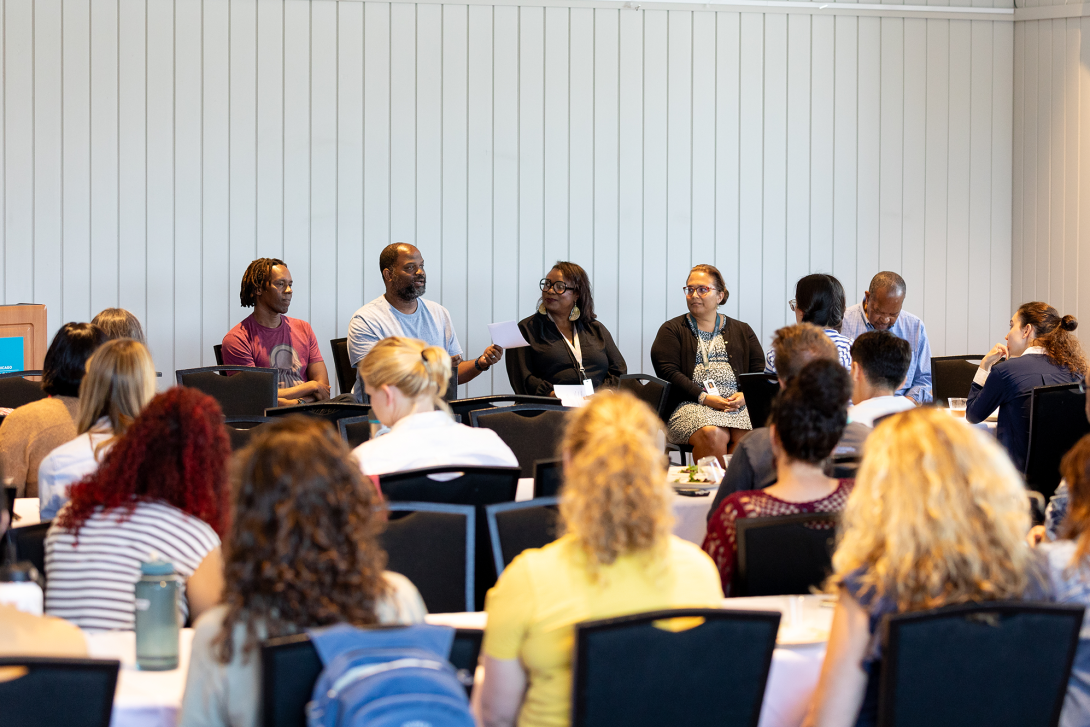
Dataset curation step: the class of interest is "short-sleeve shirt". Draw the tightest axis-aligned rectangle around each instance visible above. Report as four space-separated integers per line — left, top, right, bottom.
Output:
764 328 852 375
221 314 323 390
482 534 723 727
347 296 463 400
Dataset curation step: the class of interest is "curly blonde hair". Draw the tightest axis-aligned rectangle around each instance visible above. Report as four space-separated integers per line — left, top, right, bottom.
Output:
829 407 1035 611
559 390 673 572
358 336 452 413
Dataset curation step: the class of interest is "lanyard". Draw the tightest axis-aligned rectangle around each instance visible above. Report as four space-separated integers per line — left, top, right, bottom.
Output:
561 330 586 379
692 314 723 367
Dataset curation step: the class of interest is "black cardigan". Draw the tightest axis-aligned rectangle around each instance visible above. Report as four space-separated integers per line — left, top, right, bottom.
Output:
505 313 627 395
650 313 765 417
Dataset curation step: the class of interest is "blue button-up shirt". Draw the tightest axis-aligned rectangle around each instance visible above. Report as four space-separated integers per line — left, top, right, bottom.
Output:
841 302 933 404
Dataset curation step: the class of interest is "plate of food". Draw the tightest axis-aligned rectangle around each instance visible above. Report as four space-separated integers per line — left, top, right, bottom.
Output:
668 465 718 488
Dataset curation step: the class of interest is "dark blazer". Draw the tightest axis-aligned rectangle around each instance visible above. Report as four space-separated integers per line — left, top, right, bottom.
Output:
966 352 1082 472
650 313 765 418
505 313 627 396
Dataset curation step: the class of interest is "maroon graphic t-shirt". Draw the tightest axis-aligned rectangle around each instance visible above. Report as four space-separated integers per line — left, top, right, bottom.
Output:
221 314 323 389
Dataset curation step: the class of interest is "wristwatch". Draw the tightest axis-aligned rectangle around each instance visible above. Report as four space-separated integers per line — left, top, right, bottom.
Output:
698 392 708 405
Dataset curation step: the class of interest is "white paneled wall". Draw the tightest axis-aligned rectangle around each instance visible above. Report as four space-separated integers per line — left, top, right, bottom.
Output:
1012 16 1090 345
1 0 1014 395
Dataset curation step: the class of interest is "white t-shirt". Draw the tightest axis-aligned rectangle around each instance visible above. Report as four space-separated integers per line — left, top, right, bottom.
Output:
847 395 916 428
37 427 113 521
352 410 518 477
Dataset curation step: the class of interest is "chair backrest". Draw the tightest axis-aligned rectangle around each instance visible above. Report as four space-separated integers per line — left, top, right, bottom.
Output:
261 627 483 727
448 395 557 422
533 458 563 498
176 366 278 417
485 497 561 577
223 416 274 452
263 402 372 426
879 602 1084 727
213 344 224 366
0 656 120 727
1025 383 1090 500
329 337 354 397
930 354 985 405
571 608 780 727
381 502 476 613
736 372 780 429
337 414 372 450
0 370 47 409
469 405 572 478
735 511 839 596
11 520 51 587
618 374 672 422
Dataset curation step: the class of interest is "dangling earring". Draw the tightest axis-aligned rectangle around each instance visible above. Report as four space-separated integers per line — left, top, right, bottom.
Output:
538 302 547 315
568 305 581 322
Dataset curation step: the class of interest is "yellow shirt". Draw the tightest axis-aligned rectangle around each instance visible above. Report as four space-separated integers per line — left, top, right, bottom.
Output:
482 534 724 727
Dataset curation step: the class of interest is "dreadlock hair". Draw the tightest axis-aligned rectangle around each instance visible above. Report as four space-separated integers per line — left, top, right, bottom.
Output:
239 258 287 308
58 386 231 537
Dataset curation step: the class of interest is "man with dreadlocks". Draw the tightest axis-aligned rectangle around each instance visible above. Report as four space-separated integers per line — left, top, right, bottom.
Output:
221 258 331 407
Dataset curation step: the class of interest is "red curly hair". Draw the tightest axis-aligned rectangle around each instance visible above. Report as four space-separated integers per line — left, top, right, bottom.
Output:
58 387 231 536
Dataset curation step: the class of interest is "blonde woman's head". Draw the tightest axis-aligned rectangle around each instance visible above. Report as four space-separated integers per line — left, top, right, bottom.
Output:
91 308 146 344
559 390 672 571
76 338 157 439
831 407 1035 611
358 337 452 425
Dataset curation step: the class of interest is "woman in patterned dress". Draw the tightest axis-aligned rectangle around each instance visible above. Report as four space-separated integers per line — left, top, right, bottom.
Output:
651 265 765 466
703 358 854 595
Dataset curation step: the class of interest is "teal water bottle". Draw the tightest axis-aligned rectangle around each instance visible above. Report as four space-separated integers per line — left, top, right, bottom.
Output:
134 555 180 671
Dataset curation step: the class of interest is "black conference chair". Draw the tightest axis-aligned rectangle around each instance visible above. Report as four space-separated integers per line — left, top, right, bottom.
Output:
878 602 1084 727
176 366 278 417
223 415 274 451
381 502 475 614
263 401 371 426
261 627 484 727
533 458 563 498
10 520 50 589
618 374 672 422
1025 383 1090 500
0 656 120 727
0 370 46 409
931 354 985 406
737 372 780 429
448 394 556 423
470 405 571 478
329 337 355 398
734 511 839 596
571 608 780 727
213 344 224 366
485 497 561 576
337 414 372 450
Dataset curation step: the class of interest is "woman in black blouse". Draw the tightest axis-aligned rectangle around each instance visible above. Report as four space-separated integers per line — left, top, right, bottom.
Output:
506 262 627 396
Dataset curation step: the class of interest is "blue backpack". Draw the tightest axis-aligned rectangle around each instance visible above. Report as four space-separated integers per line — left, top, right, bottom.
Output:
305 623 476 727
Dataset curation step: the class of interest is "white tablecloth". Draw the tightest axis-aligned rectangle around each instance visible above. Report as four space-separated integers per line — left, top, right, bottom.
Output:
86 629 195 727
13 497 40 527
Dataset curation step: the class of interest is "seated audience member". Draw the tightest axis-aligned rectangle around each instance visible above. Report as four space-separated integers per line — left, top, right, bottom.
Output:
92 307 146 343
352 337 517 476
766 274 852 374
45 387 229 631
967 302 1086 472
1043 384 1090 541
802 407 1045 727
178 416 425 727
475 390 723 727
0 486 86 657
703 359 854 594
707 324 869 521
348 243 502 400
0 322 106 498
37 339 156 520
651 264 765 465
506 261 627 396
221 258 331 407
841 272 932 404
846 331 916 427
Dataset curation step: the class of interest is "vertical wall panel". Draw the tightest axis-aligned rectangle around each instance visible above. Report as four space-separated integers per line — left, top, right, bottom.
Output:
256 0 284 259
810 16 834 275
902 18 927 311
203 0 231 366
518 7 544 323
389 3 415 246
89 0 118 316
666 10 692 324
415 5 443 295
61 0 91 324
641 9 668 375
117 0 146 329
362 1 389 308
542 6 569 260
442 5 469 396
5 0 33 305
990 20 1012 345
715 12 741 322
308 0 337 361
282 0 310 327
967 20 993 355
785 14 811 297
832 15 858 298
229 0 258 340
617 8 643 372
145 0 173 375
762 14 788 336
691 12 716 276
923 19 949 358
856 17 880 303
34 0 62 333
593 9 620 335
945 19 971 354
568 8 594 279
336 0 363 339
737 13 763 336
174 0 202 372
878 18 903 278
491 5 519 392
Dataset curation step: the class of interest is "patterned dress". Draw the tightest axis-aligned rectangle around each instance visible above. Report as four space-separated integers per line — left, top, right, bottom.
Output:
666 316 753 445
702 479 855 596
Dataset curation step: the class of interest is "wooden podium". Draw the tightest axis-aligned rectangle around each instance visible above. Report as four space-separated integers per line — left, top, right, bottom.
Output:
0 304 47 374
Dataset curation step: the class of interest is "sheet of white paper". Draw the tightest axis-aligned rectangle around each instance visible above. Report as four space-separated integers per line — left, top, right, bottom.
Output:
487 320 531 349
553 385 589 407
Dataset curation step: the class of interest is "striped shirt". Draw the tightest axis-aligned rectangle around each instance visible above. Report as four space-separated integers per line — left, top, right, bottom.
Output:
763 328 853 375
45 500 220 631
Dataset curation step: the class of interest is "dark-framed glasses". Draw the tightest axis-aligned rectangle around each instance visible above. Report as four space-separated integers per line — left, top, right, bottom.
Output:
683 285 718 298
540 279 575 294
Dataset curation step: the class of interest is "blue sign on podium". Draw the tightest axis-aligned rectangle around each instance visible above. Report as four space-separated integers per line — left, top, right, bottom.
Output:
0 336 24 373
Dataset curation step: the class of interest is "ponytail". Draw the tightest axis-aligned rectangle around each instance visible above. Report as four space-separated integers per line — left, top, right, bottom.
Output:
358 337 454 414
1017 302 1088 376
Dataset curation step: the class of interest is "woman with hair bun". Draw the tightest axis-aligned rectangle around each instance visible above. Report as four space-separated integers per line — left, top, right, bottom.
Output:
475 390 722 727
353 336 517 476
702 358 854 594
967 302 1087 471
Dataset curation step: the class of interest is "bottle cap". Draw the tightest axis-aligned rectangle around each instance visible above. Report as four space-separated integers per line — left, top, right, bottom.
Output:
140 553 174 576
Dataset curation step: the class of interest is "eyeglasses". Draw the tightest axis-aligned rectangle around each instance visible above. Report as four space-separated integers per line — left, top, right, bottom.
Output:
789 299 798 312
683 286 718 298
540 279 576 294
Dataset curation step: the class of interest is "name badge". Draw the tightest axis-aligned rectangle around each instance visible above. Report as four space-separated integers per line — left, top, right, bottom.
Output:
703 380 721 397
583 379 594 396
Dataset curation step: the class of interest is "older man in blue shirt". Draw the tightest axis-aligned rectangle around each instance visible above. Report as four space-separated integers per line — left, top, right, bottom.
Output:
841 271 932 404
